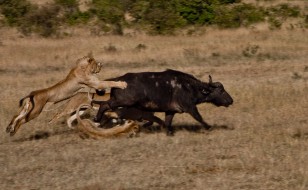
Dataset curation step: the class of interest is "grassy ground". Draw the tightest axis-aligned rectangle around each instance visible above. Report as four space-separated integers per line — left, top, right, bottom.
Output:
0 25 307 189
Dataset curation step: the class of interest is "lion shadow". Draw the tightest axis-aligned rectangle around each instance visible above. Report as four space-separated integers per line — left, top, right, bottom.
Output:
139 123 234 134
11 123 234 142
12 129 75 143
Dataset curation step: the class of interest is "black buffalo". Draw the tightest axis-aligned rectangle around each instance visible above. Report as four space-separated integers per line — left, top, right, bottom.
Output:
93 69 233 135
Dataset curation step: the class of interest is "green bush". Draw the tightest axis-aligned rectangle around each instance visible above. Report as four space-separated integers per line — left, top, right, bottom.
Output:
0 0 35 26
266 4 300 18
265 4 300 30
65 10 91 25
177 0 215 25
19 4 61 37
176 0 241 25
268 17 282 30
142 0 186 34
55 0 92 25
55 0 79 8
90 0 124 23
214 4 265 28
128 0 150 22
126 0 186 34
0 0 305 37
89 0 125 34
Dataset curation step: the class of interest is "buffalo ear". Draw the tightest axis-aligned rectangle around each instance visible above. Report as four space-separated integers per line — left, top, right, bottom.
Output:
209 75 212 84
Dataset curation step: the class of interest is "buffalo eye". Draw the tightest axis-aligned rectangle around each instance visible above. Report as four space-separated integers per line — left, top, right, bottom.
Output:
202 89 210 95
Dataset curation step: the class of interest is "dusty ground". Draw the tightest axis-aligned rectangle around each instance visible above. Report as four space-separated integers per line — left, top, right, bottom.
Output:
0 26 307 190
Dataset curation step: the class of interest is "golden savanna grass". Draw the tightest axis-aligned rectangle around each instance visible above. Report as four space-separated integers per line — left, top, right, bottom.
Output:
0 23 307 189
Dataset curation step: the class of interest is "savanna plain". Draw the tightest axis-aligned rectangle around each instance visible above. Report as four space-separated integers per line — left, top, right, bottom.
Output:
0 25 307 189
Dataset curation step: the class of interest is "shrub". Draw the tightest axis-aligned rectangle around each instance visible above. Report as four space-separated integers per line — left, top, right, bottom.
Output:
176 0 240 25
127 0 186 34
268 17 282 30
135 43 147 51
55 0 91 25
142 0 186 34
55 0 79 8
104 43 118 53
214 4 265 28
266 4 300 18
89 0 125 34
0 0 35 26
90 0 124 24
65 10 91 25
242 44 260 57
19 4 61 37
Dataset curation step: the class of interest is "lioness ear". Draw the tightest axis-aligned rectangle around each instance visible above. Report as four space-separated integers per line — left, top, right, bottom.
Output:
76 57 87 67
87 51 93 59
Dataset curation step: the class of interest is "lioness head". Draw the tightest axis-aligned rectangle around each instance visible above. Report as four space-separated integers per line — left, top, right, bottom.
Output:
76 56 102 75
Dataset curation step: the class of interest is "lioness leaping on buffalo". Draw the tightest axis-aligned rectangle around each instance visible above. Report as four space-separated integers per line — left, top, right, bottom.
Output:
6 56 127 136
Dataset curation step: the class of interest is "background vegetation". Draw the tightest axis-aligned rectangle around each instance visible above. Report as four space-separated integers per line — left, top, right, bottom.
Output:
0 0 306 36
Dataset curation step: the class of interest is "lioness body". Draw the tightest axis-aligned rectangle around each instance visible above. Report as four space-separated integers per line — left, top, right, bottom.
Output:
76 104 139 139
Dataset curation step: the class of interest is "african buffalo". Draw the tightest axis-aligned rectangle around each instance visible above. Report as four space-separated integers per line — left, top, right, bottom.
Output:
93 69 233 135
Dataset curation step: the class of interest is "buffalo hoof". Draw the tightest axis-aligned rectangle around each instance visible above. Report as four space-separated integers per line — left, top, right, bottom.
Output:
93 117 100 123
203 124 211 130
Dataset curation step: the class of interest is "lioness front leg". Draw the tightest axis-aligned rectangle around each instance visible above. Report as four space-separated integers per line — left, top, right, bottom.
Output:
101 81 127 89
85 77 127 90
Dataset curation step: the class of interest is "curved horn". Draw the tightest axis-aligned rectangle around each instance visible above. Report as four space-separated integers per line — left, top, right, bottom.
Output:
209 75 212 84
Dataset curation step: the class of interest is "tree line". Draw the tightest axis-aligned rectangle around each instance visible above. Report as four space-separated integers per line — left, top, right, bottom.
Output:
0 0 305 37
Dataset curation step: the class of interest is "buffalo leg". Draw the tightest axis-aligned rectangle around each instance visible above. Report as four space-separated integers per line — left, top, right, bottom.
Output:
99 115 112 128
92 101 110 122
142 121 154 128
142 113 165 128
165 112 175 136
187 106 210 129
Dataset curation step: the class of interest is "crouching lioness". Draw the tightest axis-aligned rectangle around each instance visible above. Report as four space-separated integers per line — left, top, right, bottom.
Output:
6 56 127 136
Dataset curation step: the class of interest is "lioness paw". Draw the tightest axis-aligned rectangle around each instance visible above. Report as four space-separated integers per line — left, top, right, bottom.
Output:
119 81 127 89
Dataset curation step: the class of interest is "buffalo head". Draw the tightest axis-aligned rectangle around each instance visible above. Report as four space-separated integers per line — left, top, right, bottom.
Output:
200 75 233 107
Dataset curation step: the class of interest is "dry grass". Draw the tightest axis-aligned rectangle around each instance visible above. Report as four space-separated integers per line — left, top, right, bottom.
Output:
0 25 307 190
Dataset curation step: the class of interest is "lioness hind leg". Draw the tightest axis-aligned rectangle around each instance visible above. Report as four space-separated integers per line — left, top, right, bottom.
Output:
6 99 33 135
7 95 47 136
